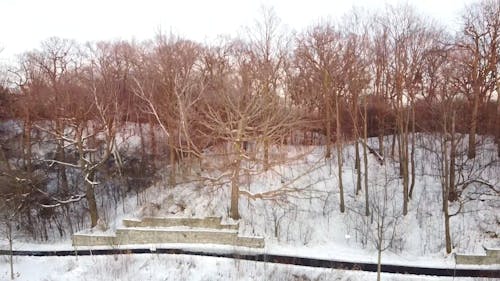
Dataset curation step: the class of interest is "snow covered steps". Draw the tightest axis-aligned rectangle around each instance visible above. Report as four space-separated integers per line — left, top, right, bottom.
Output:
72 217 264 248
122 216 239 230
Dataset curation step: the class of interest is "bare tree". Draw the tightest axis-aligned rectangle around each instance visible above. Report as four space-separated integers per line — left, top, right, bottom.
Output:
199 39 303 219
244 6 290 170
374 5 439 215
339 9 372 198
456 0 500 159
371 173 403 281
133 34 205 186
292 22 347 212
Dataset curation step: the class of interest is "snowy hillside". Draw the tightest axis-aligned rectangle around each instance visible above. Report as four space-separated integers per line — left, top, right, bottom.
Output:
1 130 499 280
106 135 498 261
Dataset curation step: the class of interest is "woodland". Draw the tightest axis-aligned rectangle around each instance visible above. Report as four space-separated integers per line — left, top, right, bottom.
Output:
0 0 498 264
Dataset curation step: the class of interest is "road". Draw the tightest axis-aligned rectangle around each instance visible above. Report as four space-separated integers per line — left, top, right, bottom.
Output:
0 248 498 278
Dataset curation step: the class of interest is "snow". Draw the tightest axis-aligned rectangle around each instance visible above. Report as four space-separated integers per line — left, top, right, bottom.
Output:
1 131 499 279
0 254 489 281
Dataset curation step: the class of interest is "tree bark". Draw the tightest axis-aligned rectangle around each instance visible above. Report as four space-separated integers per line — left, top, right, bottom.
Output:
444 202 452 254
168 137 176 187
23 117 32 174
149 117 157 169
263 137 269 171
55 120 69 194
85 171 99 227
496 82 500 157
399 106 409 216
377 242 382 281
441 114 452 254
230 120 244 220
355 140 362 195
7 221 14 280
230 155 241 220
468 94 479 159
363 99 370 216
325 87 332 159
449 111 457 201
409 105 416 199
336 94 345 213
468 63 480 159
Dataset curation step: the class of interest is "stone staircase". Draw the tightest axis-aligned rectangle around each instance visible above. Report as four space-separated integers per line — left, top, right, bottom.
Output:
72 217 264 248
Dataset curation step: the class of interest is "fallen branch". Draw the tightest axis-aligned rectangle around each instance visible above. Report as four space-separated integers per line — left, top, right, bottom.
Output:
360 139 384 165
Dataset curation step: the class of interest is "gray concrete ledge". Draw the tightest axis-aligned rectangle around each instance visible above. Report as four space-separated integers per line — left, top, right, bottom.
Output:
456 248 500 265
122 217 239 230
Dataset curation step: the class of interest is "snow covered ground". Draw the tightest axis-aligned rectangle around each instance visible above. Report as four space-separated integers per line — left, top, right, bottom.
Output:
0 254 493 281
0 133 498 280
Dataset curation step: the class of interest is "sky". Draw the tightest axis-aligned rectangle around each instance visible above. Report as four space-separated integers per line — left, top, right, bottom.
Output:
0 0 476 63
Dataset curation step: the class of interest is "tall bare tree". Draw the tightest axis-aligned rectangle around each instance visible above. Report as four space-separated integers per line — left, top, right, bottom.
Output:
133 35 205 186
244 6 290 170
199 39 302 219
456 0 500 159
292 22 347 212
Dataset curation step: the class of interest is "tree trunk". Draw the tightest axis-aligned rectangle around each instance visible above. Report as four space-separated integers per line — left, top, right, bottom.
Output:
23 117 32 174
378 134 384 157
149 117 157 169
355 140 362 195
363 99 370 217
377 243 382 281
263 137 269 171
230 157 241 220
168 137 176 187
409 105 416 199
325 96 332 158
403 123 409 216
496 84 500 157
468 79 480 159
468 99 478 159
378 113 385 157
398 132 403 177
397 107 409 216
336 95 345 213
391 133 396 159
56 120 69 195
7 221 14 280
449 111 457 201
324 73 332 159
444 205 452 254
85 171 99 227
441 114 452 254
354 96 361 178
230 120 244 220
376 214 384 281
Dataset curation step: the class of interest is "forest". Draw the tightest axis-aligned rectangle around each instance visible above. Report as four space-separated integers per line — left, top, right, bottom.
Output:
0 0 498 263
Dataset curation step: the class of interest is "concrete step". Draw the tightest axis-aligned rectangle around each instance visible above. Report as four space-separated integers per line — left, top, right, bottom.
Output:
456 248 500 265
122 216 239 230
115 227 239 245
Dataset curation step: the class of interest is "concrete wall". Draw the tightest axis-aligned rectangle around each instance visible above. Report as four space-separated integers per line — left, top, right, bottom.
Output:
73 230 264 248
455 249 500 265
486 249 500 258
236 236 265 248
72 234 116 246
115 228 239 245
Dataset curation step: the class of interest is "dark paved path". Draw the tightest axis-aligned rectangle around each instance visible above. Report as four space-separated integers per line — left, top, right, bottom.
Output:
0 248 498 278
